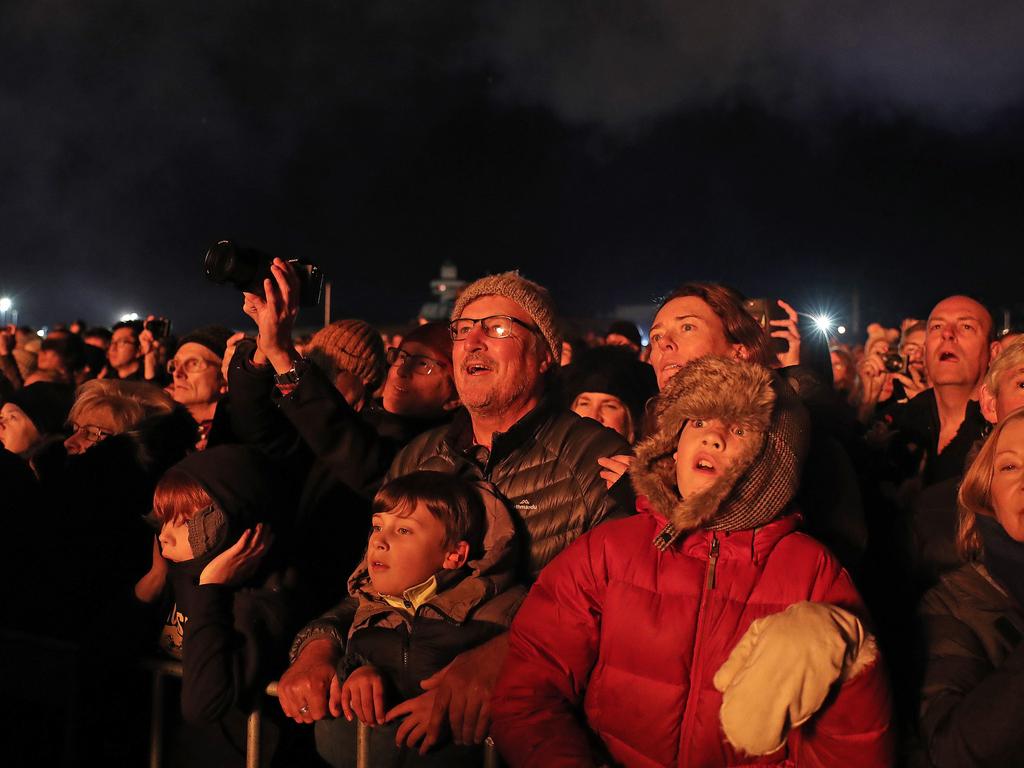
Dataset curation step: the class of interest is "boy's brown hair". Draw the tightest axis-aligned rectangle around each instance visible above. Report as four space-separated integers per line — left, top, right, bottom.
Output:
152 467 214 526
373 471 486 556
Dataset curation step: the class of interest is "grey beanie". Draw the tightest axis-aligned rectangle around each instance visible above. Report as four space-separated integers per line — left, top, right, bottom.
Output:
451 271 562 360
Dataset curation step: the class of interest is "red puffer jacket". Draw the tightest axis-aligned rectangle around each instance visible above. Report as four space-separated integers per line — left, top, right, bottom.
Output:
491 503 894 767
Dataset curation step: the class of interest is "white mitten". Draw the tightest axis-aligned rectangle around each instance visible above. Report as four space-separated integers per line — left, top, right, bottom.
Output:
712 601 877 756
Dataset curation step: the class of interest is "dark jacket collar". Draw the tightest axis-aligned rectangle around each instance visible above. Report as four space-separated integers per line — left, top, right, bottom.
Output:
442 396 559 473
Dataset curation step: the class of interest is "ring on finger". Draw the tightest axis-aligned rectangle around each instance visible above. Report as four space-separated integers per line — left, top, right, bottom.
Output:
299 704 310 715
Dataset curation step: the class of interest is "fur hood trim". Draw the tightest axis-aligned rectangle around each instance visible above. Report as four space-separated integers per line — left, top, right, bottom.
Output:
632 356 808 549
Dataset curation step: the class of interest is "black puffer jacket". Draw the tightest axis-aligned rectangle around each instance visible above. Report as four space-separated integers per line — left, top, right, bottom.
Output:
387 397 634 580
919 562 1024 767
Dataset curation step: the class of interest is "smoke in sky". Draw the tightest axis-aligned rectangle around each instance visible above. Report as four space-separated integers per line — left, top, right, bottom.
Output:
478 1 1024 129
1 2 1022 326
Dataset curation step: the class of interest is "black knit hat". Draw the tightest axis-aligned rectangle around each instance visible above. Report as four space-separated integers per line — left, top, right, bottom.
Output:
177 326 234 360
6 382 74 436
563 346 658 427
606 320 642 348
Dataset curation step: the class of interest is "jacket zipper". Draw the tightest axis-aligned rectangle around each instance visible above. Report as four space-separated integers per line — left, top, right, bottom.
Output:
679 531 719 761
705 534 720 590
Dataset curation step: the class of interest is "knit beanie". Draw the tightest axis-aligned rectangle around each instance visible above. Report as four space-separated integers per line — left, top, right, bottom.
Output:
307 319 387 391
6 382 74 436
563 346 658 428
177 325 234 359
451 271 562 360
401 321 454 366
630 355 810 550
606 320 642 348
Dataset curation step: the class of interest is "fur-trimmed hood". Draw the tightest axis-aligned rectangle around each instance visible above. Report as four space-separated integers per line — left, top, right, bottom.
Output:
631 356 810 549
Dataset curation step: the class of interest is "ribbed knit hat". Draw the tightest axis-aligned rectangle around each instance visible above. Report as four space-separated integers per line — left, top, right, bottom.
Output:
451 271 562 360
307 319 387 391
630 355 810 550
177 325 234 360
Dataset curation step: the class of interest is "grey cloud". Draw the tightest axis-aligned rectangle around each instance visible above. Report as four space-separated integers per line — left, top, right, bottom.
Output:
479 1 1024 128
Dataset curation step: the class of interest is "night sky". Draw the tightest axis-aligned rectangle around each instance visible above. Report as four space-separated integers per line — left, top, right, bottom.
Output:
2 2 1023 336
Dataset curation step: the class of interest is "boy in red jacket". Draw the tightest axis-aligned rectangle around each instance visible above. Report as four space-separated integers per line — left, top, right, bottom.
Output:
491 355 894 767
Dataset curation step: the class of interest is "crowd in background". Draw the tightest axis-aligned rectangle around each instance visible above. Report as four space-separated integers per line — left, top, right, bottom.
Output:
2 266 1022 768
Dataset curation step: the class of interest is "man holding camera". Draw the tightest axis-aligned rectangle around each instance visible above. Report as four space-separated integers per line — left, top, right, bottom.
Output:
277 270 634 756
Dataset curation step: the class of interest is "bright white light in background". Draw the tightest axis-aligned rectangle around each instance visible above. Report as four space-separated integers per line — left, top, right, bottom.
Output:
36 328 46 338
837 325 847 335
119 312 139 322
0 297 11 312
812 315 834 334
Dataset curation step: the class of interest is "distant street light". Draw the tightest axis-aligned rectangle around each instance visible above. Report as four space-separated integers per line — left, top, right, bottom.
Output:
0 297 11 313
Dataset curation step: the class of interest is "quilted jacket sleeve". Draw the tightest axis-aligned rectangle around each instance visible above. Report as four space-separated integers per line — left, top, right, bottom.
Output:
794 561 895 767
490 530 608 768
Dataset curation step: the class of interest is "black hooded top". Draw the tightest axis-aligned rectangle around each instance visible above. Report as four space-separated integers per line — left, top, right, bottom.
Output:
163 445 298 723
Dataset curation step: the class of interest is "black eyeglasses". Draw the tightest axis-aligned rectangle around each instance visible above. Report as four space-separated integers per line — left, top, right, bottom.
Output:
449 315 539 341
386 347 444 375
65 422 114 444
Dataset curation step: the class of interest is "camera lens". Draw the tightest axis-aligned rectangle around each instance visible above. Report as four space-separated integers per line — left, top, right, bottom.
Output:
883 353 904 373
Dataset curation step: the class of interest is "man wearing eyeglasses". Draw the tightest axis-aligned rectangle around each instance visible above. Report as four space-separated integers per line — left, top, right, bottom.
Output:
281 271 634 753
167 326 235 450
101 321 148 381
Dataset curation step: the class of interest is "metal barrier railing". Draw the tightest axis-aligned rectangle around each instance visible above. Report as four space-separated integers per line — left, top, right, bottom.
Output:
143 658 500 768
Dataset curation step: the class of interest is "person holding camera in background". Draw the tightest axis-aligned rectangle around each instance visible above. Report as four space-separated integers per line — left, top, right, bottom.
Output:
857 320 929 424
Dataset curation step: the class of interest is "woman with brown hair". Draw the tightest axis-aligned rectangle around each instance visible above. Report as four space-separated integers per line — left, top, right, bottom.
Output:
918 407 1024 767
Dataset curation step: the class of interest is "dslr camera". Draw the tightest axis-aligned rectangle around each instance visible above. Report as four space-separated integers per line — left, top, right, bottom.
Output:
204 240 324 307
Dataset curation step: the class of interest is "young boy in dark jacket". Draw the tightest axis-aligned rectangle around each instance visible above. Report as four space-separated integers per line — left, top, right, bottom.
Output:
312 470 524 768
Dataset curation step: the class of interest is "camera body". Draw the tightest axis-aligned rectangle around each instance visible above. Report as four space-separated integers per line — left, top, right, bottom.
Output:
882 351 905 374
144 317 171 339
204 240 324 307
743 298 790 356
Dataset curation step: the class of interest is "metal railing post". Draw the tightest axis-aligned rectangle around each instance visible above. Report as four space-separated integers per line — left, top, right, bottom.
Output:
483 736 500 768
246 707 262 768
149 667 165 768
356 721 370 768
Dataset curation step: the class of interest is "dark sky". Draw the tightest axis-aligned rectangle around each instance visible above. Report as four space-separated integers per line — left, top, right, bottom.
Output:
2 1 1023 336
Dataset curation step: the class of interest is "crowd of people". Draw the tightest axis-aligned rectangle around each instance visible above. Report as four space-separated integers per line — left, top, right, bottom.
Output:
2 262 1022 768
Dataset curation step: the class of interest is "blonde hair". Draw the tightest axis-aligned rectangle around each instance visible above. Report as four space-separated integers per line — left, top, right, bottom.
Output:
984 335 1024 395
956 407 1024 560
68 379 175 435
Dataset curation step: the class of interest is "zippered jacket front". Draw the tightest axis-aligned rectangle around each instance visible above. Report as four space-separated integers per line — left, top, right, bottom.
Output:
491 503 894 767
